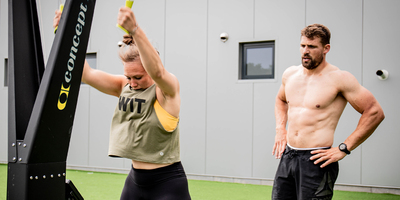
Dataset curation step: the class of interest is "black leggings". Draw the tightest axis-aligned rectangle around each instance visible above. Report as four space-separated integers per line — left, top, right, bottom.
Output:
120 162 191 200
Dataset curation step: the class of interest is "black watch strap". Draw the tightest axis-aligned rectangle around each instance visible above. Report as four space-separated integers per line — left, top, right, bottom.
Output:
339 143 351 154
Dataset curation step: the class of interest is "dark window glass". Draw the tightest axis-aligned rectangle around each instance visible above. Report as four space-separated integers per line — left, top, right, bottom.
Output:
4 58 8 87
240 41 275 79
83 53 97 84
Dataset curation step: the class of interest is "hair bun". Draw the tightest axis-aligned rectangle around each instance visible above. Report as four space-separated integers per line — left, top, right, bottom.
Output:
122 34 134 45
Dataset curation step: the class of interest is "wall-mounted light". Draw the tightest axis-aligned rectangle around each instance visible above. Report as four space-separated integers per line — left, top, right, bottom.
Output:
117 41 123 47
376 69 389 80
220 32 229 43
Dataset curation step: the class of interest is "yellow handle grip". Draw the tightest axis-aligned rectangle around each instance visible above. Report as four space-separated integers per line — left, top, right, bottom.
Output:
117 0 134 34
54 4 64 34
125 0 134 8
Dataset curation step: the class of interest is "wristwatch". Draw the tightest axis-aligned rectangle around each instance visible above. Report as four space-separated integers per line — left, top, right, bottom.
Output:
339 143 351 155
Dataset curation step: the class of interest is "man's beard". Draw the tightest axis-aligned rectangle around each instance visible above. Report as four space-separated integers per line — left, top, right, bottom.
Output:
302 53 323 70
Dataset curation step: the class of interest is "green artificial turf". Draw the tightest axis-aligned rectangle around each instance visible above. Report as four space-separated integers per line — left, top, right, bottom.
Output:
0 165 5 200
1 164 399 200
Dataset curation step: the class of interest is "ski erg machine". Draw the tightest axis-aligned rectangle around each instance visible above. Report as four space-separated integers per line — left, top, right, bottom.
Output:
7 0 96 199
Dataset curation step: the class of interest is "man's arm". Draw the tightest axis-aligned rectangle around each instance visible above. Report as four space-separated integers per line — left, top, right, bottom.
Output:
273 84 288 159
339 71 385 151
272 67 293 159
311 71 385 167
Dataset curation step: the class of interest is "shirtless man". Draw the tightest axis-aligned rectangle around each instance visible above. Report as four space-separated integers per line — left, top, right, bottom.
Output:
271 24 385 200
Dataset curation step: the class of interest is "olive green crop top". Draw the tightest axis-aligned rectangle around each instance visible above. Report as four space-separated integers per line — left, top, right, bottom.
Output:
108 84 180 164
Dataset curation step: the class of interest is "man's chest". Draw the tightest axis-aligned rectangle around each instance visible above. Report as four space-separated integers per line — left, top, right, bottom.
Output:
285 77 340 109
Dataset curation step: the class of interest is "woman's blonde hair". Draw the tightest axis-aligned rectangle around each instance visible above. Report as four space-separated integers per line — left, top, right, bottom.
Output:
118 34 140 63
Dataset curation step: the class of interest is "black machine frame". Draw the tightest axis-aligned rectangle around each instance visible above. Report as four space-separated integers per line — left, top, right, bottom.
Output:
7 0 96 199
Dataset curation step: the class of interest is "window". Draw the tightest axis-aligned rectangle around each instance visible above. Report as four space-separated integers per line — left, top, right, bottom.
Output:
83 53 96 84
239 41 275 79
4 58 8 87
86 53 97 69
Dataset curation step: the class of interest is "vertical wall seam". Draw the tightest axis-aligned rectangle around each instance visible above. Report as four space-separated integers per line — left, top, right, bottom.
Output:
251 83 255 177
361 0 364 86
251 0 256 177
164 0 167 65
360 0 364 185
87 88 90 166
253 0 256 39
304 0 307 26
204 0 209 175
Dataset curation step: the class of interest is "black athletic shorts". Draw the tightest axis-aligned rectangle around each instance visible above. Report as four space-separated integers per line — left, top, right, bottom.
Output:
272 145 339 200
120 162 191 200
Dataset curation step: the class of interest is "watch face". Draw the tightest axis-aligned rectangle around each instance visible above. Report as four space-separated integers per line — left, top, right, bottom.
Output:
339 143 350 154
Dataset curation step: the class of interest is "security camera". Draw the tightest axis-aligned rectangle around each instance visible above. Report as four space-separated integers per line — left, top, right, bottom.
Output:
220 32 229 43
376 69 389 80
118 41 124 47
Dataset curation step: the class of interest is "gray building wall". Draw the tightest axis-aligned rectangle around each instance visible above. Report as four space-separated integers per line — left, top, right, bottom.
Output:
1 0 399 191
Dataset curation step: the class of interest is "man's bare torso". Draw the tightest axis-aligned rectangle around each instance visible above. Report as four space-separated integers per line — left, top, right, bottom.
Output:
284 64 347 148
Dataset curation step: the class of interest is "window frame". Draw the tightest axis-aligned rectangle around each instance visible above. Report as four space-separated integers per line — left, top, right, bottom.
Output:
86 52 97 69
239 41 275 80
82 52 97 84
4 58 8 87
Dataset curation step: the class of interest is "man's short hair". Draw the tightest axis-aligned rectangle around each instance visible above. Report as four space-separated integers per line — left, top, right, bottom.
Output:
301 24 331 46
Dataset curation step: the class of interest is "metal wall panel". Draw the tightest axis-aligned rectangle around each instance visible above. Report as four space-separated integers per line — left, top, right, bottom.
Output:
164 0 208 174
362 0 400 187
206 0 254 177
37 0 58 62
252 0 306 179
87 91 123 168
0 0 8 163
67 87 90 166
133 0 166 64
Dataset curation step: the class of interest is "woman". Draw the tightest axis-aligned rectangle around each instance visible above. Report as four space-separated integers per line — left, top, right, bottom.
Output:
54 6 191 200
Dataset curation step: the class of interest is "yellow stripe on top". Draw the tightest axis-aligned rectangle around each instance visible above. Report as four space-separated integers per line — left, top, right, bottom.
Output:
154 100 179 132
